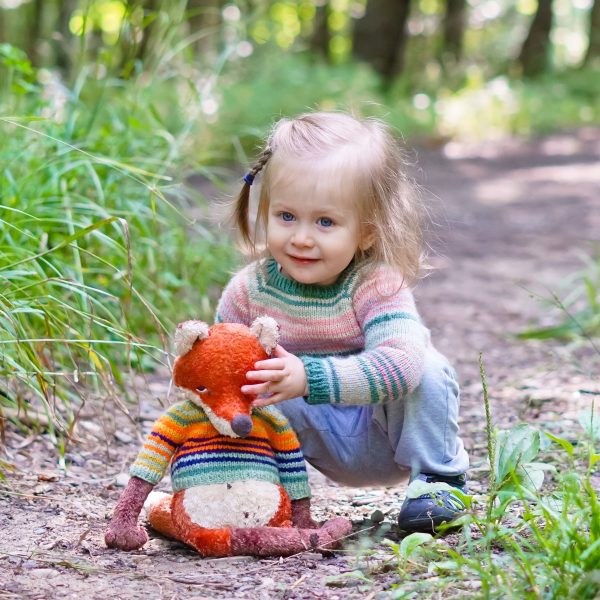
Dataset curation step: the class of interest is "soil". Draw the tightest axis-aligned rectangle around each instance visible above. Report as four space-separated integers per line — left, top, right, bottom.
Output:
1 128 599 599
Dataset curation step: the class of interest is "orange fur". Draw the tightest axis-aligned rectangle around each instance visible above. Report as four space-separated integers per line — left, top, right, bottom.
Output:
171 492 232 557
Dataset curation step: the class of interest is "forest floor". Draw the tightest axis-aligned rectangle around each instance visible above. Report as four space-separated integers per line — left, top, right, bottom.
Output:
1 128 599 599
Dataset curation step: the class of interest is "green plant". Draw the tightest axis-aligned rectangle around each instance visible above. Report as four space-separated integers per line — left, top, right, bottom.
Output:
360 361 600 599
519 255 600 343
0 45 237 445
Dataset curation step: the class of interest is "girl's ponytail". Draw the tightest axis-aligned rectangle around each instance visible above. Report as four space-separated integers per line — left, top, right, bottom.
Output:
234 147 272 248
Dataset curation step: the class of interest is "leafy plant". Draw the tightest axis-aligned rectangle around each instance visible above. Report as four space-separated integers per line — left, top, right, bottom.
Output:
519 255 600 343
0 46 237 444
357 357 600 599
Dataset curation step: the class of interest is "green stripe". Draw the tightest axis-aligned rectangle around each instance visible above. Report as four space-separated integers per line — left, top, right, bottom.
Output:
357 355 380 404
364 312 419 333
372 349 400 400
253 410 291 434
385 350 409 396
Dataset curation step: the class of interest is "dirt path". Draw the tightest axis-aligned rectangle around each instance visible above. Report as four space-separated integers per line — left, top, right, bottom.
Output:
1 128 599 599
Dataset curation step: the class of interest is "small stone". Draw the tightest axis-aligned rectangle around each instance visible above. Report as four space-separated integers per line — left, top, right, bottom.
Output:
114 430 134 444
203 555 255 564
301 552 324 561
115 473 130 487
31 568 58 578
371 509 385 523
23 560 39 569
34 527 47 534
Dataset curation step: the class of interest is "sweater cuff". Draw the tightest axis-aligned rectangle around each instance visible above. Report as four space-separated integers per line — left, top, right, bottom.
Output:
285 481 312 500
301 357 332 405
130 463 163 486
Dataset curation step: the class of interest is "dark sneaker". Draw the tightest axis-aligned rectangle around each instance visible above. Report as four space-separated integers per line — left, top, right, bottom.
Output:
398 473 467 533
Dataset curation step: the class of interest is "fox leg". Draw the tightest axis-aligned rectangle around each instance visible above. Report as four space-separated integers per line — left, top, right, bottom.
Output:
145 492 181 540
230 517 353 557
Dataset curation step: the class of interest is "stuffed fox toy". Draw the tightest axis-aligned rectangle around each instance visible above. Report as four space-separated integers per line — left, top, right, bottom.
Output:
105 317 352 557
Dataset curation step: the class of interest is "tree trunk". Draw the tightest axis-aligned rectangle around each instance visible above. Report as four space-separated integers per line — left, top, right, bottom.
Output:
583 0 600 66
310 2 331 59
352 0 412 82
518 0 554 77
187 0 223 60
54 0 76 74
27 0 45 66
135 0 161 65
442 0 466 61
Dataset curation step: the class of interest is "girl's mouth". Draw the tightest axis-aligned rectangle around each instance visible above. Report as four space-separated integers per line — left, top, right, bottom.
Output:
289 255 319 264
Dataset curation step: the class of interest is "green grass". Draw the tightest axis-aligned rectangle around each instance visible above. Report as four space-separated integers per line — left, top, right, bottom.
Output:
1 30 598 457
0 46 237 443
519 255 600 343
346 362 600 599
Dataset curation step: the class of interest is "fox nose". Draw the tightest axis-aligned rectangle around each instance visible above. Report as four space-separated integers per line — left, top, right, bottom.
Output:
231 414 253 437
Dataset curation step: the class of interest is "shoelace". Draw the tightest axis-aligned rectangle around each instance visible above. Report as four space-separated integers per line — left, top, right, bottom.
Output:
415 489 465 511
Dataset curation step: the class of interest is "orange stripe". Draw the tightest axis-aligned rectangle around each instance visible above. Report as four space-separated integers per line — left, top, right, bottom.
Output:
177 444 275 459
141 441 172 460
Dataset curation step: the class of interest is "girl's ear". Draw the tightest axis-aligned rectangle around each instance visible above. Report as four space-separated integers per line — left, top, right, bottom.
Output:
250 316 280 355
174 320 209 356
359 226 376 251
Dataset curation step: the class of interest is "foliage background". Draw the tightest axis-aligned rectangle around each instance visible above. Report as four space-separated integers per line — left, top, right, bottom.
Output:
0 0 598 434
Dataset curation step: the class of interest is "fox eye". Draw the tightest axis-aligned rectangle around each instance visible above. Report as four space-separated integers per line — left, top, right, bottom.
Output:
196 386 207 393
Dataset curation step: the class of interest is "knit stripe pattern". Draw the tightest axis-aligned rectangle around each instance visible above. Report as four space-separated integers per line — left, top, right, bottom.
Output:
130 399 311 500
216 257 430 405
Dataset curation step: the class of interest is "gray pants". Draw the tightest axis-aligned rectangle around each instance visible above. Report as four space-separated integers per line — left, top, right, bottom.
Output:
279 348 469 487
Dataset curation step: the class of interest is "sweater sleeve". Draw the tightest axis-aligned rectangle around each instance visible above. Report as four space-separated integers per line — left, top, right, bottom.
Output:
301 267 429 406
259 407 311 500
129 401 193 484
215 266 251 326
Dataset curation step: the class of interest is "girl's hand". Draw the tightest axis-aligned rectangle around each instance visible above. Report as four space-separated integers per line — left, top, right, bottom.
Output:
242 345 308 407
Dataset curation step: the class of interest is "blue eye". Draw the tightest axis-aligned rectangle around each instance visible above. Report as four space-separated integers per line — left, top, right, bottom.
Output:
280 212 295 222
318 217 334 227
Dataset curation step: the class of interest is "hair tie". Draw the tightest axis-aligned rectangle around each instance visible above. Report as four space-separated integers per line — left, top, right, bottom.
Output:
243 172 255 186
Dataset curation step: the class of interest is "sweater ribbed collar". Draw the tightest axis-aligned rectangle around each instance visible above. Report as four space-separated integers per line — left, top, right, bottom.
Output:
263 256 359 299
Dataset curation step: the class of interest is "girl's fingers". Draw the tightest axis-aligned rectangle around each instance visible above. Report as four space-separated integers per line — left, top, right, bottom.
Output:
273 345 290 357
254 358 285 370
246 369 286 382
241 382 271 395
252 393 283 407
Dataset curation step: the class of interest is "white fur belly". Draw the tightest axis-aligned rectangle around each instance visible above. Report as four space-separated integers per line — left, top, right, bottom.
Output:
182 481 282 528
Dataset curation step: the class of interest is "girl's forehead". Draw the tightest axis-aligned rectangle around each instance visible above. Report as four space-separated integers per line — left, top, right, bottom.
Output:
269 155 364 207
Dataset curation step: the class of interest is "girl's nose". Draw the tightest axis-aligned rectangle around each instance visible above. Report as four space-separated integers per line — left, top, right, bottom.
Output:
291 226 314 247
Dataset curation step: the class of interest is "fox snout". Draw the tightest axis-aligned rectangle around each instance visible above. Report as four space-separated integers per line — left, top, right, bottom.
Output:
231 414 253 437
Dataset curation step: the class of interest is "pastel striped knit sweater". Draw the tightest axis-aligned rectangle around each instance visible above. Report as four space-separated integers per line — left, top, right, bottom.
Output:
130 398 311 500
216 257 431 406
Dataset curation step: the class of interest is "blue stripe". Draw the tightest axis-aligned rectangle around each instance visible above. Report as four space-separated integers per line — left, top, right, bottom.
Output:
274 466 308 473
172 454 279 473
150 431 177 448
275 455 307 465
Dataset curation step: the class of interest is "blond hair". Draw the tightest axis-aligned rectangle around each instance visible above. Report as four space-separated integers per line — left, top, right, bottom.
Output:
234 111 425 285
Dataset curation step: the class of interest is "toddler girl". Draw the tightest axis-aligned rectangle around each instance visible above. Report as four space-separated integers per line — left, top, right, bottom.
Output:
216 112 469 533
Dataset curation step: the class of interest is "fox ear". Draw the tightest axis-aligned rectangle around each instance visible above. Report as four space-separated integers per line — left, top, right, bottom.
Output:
174 320 209 356
250 316 280 355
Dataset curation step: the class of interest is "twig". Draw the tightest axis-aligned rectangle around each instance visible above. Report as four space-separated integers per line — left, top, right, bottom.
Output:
480 353 497 523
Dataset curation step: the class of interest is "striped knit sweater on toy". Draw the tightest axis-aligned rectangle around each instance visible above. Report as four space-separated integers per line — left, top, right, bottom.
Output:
105 317 352 557
129 399 311 501
217 257 431 406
